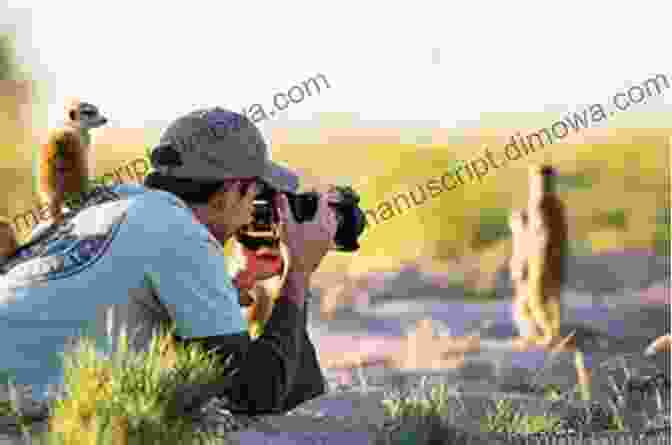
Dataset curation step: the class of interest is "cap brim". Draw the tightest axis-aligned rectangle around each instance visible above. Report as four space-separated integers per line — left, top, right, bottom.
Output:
262 161 299 193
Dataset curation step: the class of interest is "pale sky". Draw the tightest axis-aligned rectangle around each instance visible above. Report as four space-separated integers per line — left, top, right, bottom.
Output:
2 0 671 140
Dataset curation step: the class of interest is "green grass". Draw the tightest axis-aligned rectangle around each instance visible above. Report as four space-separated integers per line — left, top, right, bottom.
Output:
373 349 670 442
379 379 568 436
480 399 564 434
473 208 511 249
2 324 234 445
593 209 628 230
461 287 501 302
568 238 594 256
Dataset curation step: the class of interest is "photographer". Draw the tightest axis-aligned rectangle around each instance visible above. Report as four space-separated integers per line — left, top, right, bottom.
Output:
139 107 340 415
0 107 337 415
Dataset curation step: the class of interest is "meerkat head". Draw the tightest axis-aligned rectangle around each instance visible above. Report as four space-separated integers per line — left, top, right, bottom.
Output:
529 164 557 202
65 98 108 131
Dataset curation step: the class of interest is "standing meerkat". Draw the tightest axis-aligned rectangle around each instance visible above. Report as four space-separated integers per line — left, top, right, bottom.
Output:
34 98 107 224
525 164 568 345
0 100 105 265
509 165 568 346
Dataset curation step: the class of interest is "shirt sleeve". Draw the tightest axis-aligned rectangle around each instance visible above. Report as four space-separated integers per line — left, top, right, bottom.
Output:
126 189 247 339
176 284 312 415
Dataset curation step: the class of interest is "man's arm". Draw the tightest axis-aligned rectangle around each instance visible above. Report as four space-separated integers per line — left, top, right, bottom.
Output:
139 187 334 415
175 272 308 414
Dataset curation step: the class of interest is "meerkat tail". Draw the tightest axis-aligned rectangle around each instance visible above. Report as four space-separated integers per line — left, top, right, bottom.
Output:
0 220 19 264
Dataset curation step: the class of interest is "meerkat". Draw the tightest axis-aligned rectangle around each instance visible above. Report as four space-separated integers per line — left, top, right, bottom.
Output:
0 100 106 266
525 164 568 345
34 98 107 224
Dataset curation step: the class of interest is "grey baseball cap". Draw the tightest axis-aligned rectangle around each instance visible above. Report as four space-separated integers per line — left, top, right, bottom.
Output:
152 107 298 192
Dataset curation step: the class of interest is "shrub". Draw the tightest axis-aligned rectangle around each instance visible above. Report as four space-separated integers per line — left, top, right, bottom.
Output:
47 324 228 445
472 208 511 250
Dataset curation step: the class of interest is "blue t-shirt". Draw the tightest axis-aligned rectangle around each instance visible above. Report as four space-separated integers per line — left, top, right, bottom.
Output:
0 184 246 401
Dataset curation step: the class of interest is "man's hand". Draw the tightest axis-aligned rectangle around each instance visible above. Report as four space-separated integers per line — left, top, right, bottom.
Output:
231 188 338 309
274 190 339 283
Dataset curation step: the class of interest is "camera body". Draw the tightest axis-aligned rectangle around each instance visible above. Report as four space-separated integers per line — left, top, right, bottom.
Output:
236 182 367 252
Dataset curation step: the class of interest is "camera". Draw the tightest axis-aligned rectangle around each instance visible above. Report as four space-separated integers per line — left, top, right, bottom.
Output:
235 182 367 252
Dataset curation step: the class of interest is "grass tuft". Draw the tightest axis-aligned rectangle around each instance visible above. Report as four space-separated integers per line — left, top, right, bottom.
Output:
480 399 563 434
377 350 670 441
38 324 231 445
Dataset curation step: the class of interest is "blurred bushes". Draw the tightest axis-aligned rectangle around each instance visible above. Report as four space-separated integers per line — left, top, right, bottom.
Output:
554 171 594 192
593 209 628 230
0 108 669 270
0 32 34 219
0 33 18 81
653 207 670 257
91 136 672 268
473 208 511 250
273 135 670 270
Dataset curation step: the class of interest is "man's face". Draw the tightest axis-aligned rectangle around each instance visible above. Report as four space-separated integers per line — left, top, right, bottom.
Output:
203 177 259 243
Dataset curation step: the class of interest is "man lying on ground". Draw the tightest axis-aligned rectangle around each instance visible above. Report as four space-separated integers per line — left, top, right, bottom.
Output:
0 107 337 415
